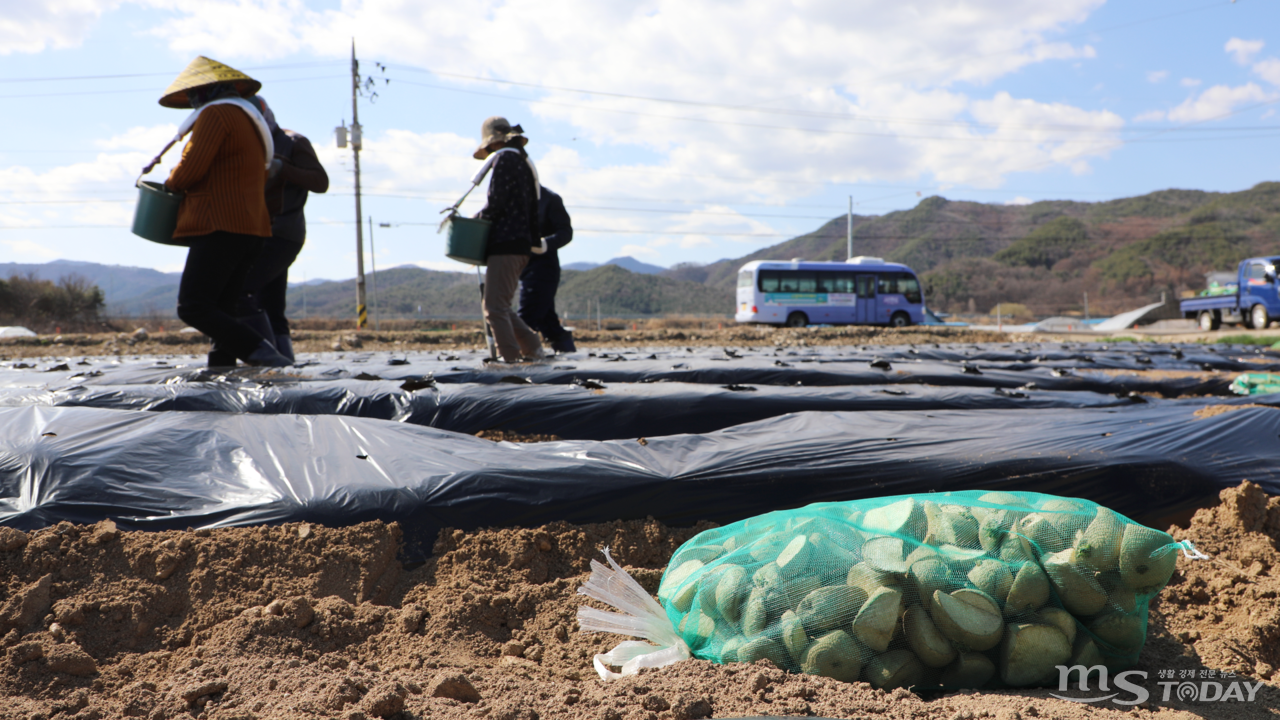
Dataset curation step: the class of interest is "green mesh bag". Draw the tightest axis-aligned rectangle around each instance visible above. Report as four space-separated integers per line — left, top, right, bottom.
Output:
578 491 1205 689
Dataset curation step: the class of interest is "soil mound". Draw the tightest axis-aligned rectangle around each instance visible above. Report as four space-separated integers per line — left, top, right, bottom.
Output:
3 490 1279 720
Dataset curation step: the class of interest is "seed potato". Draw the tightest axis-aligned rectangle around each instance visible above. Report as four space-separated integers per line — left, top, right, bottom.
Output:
967 560 1014 604
999 622 1071 687
930 588 1004 651
1004 562 1050 616
779 610 810 665
1042 548 1108 617
797 585 867 635
865 648 926 690
801 629 864 682
940 652 996 689
1119 524 1177 593
903 605 957 668
739 636 790 670
853 586 903 652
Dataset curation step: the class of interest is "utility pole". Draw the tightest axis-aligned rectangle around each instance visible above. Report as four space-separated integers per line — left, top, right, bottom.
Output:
847 196 853 260
351 40 367 329
368 216 379 330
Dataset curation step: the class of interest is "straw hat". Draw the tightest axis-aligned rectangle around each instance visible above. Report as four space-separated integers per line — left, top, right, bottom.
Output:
473 116 528 159
159 56 261 109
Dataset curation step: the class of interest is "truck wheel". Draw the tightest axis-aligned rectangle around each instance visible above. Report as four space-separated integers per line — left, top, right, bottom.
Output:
1198 311 1220 332
785 312 808 328
1251 304 1270 330
889 312 911 328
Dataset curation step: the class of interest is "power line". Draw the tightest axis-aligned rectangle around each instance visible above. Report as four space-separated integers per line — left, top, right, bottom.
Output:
0 61 344 84
0 74 347 100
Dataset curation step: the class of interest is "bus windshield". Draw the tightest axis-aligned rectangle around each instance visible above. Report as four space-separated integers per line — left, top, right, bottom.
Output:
878 273 922 304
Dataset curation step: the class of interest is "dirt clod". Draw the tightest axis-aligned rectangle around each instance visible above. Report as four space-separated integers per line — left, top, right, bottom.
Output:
429 672 480 703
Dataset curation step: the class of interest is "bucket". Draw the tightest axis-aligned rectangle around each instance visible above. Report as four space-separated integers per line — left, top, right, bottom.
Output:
444 215 491 266
131 181 186 246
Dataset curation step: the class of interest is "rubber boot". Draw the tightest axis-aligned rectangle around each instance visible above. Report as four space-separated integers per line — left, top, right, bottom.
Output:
207 346 238 368
237 311 277 349
246 339 292 367
551 331 576 353
275 334 295 363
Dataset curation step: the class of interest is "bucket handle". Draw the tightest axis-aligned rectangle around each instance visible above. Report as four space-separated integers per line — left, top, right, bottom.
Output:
436 155 548 253
137 137 181 188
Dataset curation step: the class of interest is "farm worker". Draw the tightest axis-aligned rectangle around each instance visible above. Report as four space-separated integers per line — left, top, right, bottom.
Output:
160 56 292 367
518 186 576 353
228 96 330 364
473 116 545 362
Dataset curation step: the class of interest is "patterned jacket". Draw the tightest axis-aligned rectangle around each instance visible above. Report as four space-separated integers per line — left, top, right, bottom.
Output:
166 105 272 239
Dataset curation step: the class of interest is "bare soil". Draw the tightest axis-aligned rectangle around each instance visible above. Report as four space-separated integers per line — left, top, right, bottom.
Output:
0 326 1024 361
2 483 1279 720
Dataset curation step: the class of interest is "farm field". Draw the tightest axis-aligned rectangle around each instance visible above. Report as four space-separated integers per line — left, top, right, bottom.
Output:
2 330 1279 720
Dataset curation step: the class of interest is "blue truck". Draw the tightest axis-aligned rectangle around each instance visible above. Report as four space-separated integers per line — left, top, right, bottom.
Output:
1180 256 1280 331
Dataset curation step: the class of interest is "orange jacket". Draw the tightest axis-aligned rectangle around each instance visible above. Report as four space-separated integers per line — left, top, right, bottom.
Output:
166 105 272 239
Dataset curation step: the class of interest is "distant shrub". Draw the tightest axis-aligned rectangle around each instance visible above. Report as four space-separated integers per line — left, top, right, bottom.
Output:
990 302 1032 320
995 217 1089 269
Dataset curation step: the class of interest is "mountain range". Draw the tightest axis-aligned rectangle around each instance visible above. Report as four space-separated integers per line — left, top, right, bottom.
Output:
562 256 666 274
7 182 1279 319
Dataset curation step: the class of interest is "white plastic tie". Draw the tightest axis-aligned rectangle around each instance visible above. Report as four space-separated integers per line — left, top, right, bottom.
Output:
576 547 691 681
1177 539 1210 560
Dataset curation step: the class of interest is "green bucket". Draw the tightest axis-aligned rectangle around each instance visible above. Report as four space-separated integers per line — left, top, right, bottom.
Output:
132 180 186 246
444 215 490 266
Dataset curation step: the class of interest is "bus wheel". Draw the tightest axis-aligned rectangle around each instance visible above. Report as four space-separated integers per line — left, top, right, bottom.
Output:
1252 304 1270 330
889 312 911 328
785 312 808 328
1198 311 1220 332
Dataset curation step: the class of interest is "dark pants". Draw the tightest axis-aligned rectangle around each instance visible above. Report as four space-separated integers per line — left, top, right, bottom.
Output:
176 231 266 365
518 257 569 343
239 237 304 336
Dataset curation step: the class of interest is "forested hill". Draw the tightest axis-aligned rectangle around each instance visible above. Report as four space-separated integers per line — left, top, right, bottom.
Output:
283 264 732 319
662 182 1280 316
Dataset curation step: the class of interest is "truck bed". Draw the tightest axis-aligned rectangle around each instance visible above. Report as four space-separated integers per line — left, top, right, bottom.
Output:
1180 294 1241 313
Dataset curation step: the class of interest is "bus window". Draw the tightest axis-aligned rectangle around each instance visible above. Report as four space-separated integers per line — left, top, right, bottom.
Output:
759 270 781 292
901 276 922 304
856 275 876 298
738 270 755 289
877 273 900 295
819 272 855 293
780 271 817 293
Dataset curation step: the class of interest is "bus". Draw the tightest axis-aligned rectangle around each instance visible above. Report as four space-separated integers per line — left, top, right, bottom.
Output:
735 257 925 327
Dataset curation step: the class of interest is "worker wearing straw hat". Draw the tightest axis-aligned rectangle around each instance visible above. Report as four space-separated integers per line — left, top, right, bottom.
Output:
474 116 545 362
159 56 292 367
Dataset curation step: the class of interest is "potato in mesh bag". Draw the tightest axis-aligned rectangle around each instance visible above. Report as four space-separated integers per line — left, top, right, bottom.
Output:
577 490 1205 688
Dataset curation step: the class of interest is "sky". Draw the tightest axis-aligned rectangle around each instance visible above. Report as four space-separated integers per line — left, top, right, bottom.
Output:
1 0 1279 283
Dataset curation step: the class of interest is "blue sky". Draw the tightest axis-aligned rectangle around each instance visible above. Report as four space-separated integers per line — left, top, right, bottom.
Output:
1 0 1278 282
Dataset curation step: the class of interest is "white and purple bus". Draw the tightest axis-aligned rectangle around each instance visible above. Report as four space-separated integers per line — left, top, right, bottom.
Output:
735 257 925 328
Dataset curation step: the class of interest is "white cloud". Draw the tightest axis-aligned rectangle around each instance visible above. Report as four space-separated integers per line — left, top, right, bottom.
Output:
1166 83 1276 123
1133 110 1166 122
1226 37 1265 66
0 124 174 235
95 124 179 152
1005 196 1033 205
1253 58 1280 87
0 239 61 259
1146 70 1168 83
130 0 1116 195
1180 78 1202 88
0 0 122 55
619 244 659 258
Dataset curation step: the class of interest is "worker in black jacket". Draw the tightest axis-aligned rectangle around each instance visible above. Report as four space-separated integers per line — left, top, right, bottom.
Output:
518 186 575 352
